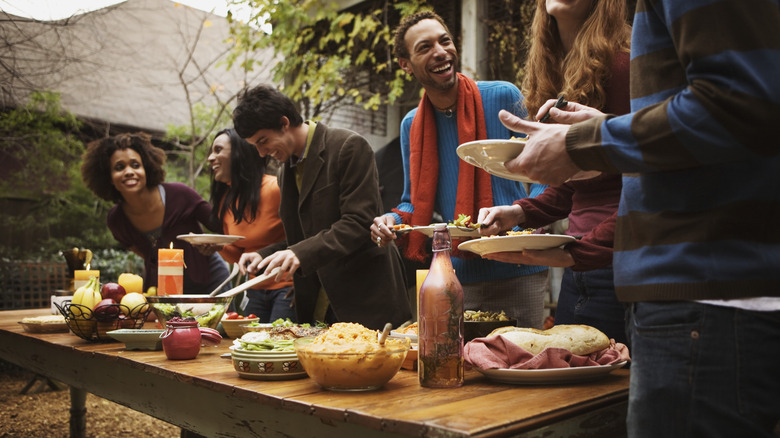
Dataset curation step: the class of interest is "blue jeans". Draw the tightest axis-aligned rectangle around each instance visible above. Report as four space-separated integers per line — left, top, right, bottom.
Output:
555 267 628 345
627 301 780 438
243 286 296 323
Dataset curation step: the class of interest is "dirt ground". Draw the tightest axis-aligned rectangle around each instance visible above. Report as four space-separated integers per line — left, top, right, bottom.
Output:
0 360 180 437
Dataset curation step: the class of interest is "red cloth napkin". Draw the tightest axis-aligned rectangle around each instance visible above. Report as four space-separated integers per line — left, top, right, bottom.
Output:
464 335 630 370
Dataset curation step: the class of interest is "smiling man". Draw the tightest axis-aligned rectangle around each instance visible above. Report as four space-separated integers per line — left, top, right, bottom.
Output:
370 11 549 329
231 84 411 330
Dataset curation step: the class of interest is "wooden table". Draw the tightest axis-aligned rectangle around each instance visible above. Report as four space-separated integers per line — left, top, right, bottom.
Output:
0 309 629 438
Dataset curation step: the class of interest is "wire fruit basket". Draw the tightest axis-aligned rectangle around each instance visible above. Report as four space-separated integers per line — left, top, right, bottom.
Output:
54 301 151 342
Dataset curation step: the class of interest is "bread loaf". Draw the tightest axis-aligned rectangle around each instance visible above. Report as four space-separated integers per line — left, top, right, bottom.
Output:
488 324 610 355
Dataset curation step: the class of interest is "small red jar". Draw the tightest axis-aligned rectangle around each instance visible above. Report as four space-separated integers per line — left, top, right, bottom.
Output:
161 319 201 360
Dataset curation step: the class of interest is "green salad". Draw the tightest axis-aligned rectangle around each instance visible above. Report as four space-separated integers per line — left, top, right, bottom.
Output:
153 303 226 328
233 333 295 351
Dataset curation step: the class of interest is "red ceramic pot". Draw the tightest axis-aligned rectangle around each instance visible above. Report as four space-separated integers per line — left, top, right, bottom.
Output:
161 320 201 360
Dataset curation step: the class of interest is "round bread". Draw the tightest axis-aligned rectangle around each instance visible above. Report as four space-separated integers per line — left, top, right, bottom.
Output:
488 324 610 355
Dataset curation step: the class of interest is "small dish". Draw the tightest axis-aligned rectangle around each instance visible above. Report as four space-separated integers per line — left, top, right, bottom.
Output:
464 319 517 342
18 317 69 334
107 329 164 350
389 330 417 343
221 317 259 338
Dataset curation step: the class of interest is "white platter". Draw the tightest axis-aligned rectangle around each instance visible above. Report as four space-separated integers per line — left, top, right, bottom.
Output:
475 361 627 385
458 234 576 256
457 139 538 183
177 234 244 245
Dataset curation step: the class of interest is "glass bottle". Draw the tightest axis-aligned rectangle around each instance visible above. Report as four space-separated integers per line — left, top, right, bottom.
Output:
418 224 464 387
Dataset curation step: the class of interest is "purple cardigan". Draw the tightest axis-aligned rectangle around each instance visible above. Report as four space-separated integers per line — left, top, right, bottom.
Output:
107 182 218 292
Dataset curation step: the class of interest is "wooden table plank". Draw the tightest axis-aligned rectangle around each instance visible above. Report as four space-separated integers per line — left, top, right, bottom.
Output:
1 309 629 437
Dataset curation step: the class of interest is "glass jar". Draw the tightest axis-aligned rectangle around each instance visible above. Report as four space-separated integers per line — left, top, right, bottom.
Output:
161 319 201 360
418 224 464 387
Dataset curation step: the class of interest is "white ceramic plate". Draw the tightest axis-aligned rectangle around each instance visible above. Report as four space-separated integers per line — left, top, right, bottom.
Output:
457 139 538 183
475 361 627 385
458 234 576 256
177 234 244 245
404 224 480 238
107 329 164 350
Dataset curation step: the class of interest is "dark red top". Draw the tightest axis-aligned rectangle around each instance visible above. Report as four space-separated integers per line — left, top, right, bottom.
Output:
107 182 219 291
514 51 630 271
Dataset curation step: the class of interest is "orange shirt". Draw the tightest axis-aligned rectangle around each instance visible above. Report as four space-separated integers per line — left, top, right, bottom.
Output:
219 174 293 290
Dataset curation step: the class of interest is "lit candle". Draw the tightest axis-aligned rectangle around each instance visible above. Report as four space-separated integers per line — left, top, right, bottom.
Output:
73 265 100 291
158 243 184 295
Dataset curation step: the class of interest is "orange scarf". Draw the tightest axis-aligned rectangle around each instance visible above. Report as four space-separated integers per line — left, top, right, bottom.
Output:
394 73 493 261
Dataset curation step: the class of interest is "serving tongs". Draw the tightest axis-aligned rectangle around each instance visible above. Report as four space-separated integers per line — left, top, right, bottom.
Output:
215 267 281 299
208 263 240 296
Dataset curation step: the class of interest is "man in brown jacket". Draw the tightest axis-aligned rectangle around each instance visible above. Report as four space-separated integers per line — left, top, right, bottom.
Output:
233 84 411 330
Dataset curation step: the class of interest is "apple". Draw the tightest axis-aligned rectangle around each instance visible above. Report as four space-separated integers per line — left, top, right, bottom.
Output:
101 282 126 302
93 298 119 320
120 292 149 318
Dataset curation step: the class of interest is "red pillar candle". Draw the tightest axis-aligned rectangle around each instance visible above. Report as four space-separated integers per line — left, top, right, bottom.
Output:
158 247 184 295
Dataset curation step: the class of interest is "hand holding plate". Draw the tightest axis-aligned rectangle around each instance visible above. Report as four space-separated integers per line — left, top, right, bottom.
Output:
498 110 579 186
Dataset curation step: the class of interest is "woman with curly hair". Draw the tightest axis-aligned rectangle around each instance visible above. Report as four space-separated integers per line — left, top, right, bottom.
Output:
521 0 631 117
479 0 632 344
204 128 295 322
80 132 230 295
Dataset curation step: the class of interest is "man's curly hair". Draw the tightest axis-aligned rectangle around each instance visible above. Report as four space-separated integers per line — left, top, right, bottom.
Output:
392 10 452 60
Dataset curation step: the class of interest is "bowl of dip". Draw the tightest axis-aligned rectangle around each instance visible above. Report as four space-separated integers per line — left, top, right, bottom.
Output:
294 322 409 391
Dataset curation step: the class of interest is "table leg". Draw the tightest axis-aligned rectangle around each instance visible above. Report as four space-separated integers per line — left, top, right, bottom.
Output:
69 387 86 438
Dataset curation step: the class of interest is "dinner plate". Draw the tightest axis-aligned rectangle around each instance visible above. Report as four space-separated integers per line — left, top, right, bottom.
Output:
458 234 576 256
398 224 480 238
475 361 627 385
457 139 538 183
177 234 244 245
107 329 164 350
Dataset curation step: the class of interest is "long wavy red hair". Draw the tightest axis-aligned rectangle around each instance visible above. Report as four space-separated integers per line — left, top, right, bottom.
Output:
521 0 631 118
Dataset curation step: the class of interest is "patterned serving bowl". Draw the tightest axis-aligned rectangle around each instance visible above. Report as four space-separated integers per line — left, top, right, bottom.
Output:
230 348 307 380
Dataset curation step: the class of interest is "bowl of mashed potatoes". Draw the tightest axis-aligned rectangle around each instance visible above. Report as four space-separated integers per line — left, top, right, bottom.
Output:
294 322 409 391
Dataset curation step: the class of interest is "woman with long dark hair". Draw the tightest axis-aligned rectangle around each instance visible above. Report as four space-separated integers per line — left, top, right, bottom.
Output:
207 128 295 322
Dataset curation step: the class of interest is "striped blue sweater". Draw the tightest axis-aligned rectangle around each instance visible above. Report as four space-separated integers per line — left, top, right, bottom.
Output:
566 0 780 301
391 81 548 284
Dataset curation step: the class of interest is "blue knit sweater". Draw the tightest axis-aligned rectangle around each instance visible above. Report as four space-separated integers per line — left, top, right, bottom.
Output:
566 0 780 301
391 81 548 284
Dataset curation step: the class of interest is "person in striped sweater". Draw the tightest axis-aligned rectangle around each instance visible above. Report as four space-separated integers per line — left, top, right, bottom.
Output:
371 11 549 329
497 0 780 436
